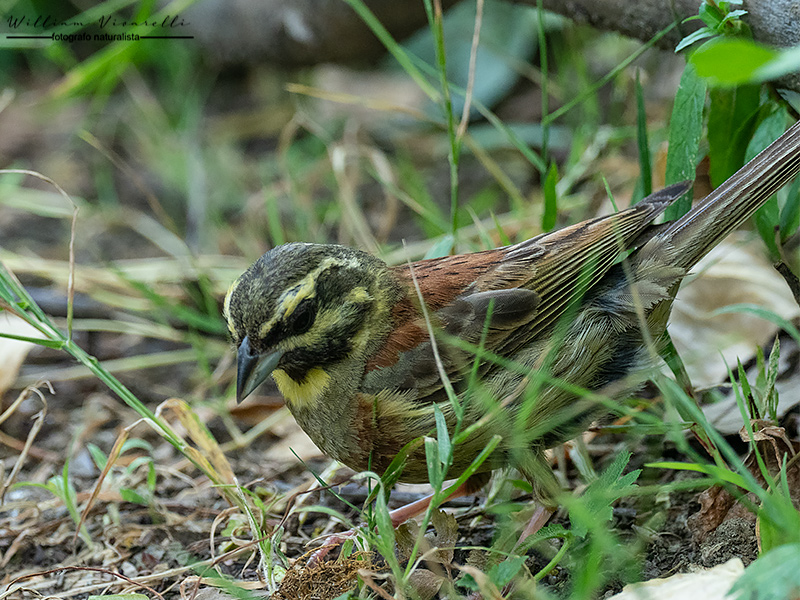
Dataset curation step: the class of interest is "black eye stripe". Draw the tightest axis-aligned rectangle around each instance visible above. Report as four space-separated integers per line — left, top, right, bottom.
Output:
248 298 316 351
288 298 316 335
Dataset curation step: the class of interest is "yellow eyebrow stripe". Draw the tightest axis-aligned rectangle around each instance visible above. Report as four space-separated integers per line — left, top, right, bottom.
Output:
223 278 240 337
258 255 360 338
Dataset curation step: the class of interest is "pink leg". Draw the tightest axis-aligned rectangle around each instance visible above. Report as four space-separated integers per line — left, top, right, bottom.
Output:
464 505 557 600
387 481 473 527
514 504 555 550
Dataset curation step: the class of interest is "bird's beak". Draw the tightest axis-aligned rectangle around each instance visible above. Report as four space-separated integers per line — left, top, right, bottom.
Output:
236 335 283 403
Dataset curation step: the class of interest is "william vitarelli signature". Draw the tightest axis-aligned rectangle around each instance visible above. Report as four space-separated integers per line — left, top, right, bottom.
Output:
6 14 189 30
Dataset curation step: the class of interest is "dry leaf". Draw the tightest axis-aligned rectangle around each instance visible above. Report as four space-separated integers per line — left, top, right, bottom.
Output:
429 508 458 564
396 508 458 565
688 485 741 542
670 236 800 388
609 558 745 600
688 422 799 542
407 568 444 600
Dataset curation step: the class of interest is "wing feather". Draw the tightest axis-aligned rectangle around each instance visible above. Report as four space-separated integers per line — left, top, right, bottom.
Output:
364 182 690 404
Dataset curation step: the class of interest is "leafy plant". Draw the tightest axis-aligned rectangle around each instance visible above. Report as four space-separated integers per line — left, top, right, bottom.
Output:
676 0 750 53
14 461 93 546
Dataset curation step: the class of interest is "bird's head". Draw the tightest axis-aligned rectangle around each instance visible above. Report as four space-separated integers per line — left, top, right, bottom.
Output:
224 243 399 404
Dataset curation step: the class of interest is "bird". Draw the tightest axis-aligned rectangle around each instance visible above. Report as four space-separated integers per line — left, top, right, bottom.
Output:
225 120 800 530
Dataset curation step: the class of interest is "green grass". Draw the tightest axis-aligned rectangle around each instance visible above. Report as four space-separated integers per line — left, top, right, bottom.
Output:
2 0 800 598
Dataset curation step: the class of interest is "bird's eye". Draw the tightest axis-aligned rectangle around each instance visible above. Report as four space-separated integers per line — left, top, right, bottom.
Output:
289 299 315 335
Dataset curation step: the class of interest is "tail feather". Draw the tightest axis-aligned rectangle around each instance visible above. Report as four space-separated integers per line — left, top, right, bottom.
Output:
648 120 800 270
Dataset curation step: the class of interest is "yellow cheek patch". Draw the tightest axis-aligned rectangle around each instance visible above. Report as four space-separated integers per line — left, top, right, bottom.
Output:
273 367 331 407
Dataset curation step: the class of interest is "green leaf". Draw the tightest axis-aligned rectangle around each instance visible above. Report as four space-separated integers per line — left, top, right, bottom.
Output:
120 438 155 454
433 404 451 467
119 488 149 505
126 456 154 474
88 595 150 600
570 451 640 538
665 63 706 219
424 234 456 259
264 190 286 246
737 359 756 419
635 71 652 199
120 273 226 335
746 107 789 162
764 336 780 421
147 461 157 491
480 108 547 173
491 211 512 246
0 332 64 349
675 27 715 53
372 437 424 505
753 195 780 260
707 85 760 187
488 555 527 587
744 107 789 258
373 480 397 559
401 0 542 118
542 162 558 231
779 177 800 241
342 0 438 101
646 461 750 489
447 434 501 491
53 42 135 99
597 451 640 492
755 45 800 82
758 491 800 552
340 537 355 560
730 543 800 599
698 2 725 28
292 505 355 529
720 9 749 26
712 304 800 347
424 436 443 486
86 443 108 471
691 38 778 86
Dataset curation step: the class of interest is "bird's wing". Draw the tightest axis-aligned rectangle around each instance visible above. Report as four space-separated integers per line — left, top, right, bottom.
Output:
496 182 690 335
363 183 690 402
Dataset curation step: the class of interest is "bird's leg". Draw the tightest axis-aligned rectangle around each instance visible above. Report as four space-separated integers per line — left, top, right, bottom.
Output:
306 474 487 566
508 450 559 548
384 473 489 527
462 504 556 600
514 504 555 550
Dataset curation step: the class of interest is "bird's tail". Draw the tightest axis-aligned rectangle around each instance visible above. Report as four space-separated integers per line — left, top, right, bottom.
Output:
644 119 800 270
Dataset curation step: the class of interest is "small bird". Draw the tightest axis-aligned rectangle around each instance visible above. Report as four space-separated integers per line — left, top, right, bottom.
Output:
225 121 800 512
